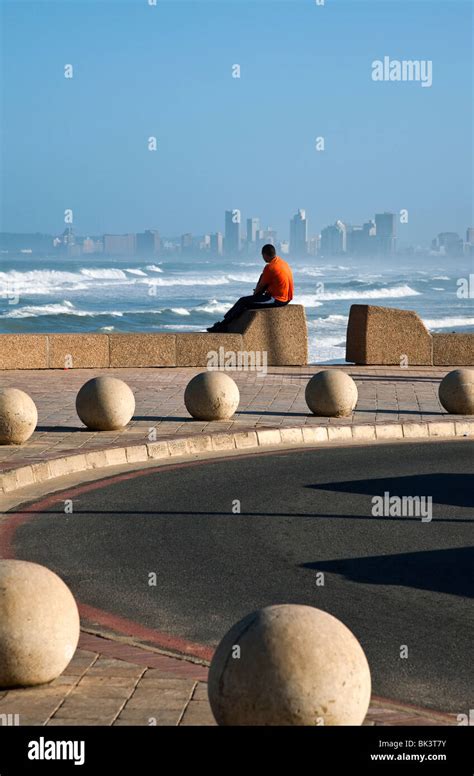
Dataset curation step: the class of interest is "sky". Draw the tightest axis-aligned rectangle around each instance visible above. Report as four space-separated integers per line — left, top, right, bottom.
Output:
0 0 472 244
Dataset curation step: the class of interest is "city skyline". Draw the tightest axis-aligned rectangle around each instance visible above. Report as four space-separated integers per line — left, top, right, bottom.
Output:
1 205 472 259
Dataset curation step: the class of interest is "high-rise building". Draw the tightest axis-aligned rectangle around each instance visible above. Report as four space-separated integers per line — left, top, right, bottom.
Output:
263 227 277 246
180 233 193 254
210 232 224 256
225 209 241 255
433 232 463 257
246 218 260 245
466 228 474 245
336 220 348 252
58 227 78 257
254 229 266 252
136 230 161 256
200 234 211 252
308 236 319 256
346 221 375 255
320 223 345 256
375 212 397 255
82 237 96 254
103 233 136 255
290 209 308 256
346 225 362 254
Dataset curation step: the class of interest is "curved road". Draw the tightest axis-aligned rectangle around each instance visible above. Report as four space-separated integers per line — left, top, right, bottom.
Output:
9 440 474 712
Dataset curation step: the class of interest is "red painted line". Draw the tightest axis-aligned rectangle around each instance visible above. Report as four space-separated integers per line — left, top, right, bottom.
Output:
78 603 213 662
1 445 317 520
0 512 29 560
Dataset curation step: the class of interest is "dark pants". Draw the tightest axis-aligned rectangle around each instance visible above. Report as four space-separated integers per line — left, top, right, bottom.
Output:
223 291 289 324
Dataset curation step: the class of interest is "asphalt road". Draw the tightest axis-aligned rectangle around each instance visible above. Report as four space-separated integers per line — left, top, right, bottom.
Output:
12 440 474 712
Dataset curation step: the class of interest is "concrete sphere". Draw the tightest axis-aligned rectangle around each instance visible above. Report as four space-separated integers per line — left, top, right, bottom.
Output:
0 387 38 445
184 372 240 420
439 368 474 415
305 370 358 417
208 604 371 726
76 376 135 430
0 560 80 688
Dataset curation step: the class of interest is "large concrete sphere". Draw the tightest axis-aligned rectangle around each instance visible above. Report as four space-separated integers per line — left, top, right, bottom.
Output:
208 604 371 726
0 560 80 688
439 368 474 415
0 387 38 445
184 372 240 420
305 370 358 417
76 376 135 430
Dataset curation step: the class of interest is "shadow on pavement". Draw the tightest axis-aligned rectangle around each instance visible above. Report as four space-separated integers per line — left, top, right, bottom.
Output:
307 473 474 508
301 546 474 598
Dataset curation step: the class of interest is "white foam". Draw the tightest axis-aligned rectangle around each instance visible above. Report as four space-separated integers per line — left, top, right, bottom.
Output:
169 307 191 316
145 264 163 273
423 316 474 329
79 268 128 280
432 276 449 281
293 295 324 308
2 301 78 318
302 285 420 302
310 340 346 364
160 324 205 331
226 273 259 283
0 301 128 319
125 268 147 276
194 299 232 315
296 267 324 277
0 269 85 294
307 314 349 328
146 276 229 287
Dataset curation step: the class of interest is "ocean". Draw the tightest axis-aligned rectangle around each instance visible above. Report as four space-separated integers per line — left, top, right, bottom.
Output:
1 253 473 364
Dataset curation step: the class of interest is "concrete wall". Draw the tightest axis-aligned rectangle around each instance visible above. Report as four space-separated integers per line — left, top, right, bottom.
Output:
227 304 308 367
0 305 309 369
432 333 474 366
346 304 474 366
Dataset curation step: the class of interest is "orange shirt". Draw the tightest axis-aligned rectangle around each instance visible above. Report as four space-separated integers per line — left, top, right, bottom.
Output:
260 256 294 302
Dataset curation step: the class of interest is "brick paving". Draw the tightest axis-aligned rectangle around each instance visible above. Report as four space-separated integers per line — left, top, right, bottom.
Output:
0 364 469 474
0 633 457 727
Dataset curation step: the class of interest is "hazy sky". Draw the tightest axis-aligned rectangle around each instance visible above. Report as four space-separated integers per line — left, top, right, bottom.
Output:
1 0 472 243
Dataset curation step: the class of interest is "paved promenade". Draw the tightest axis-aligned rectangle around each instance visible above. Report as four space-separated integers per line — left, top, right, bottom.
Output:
0 365 471 479
0 633 458 727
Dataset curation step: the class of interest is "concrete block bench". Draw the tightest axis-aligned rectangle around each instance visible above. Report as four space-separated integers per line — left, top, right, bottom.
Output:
0 305 308 369
346 304 474 366
226 304 308 366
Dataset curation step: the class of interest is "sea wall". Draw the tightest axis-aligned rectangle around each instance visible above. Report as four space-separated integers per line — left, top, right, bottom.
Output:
346 305 474 366
0 305 309 369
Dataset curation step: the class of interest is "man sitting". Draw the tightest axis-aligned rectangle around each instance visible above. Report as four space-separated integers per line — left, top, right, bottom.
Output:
207 244 294 333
